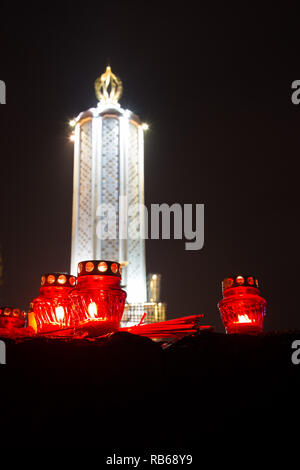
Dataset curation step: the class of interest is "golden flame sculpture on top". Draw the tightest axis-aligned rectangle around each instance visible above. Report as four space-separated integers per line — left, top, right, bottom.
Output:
94 66 123 104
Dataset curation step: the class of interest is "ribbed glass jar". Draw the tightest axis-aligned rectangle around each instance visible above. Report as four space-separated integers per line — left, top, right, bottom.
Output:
0 306 26 329
69 260 126 336
33 273 77 334
218 275 267 334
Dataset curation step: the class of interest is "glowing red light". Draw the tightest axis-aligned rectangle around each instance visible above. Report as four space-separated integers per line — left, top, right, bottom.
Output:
55 306 65 322
47 275 55 284
233 314 252 324
98 261 108 273
85 262 94 272
111 263 118 274
57 274 67 285
218 275 266 334
235 275 244 285
0 306 26 329
70 260 126 336
88 302 98 318
33 273 78 335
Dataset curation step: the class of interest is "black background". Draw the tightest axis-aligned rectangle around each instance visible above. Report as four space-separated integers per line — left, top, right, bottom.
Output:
0 3 294 331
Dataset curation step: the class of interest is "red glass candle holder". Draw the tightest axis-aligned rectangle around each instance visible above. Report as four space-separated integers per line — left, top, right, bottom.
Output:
32 273 77 335
69 260 127 336
218 275 267 334
0 306 26 329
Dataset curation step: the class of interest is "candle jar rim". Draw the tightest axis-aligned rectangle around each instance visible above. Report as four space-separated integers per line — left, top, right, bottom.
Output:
0 306 26 318
222 285 262 298
77 260 122 277
72 274 123 291
222 275 259 292
40 273 77 288
39 285 73 297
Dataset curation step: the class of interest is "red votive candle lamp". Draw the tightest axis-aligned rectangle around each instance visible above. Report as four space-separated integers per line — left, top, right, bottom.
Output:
0 307 26 329
218 275 267 334
69 260 126 336
33 273 77 335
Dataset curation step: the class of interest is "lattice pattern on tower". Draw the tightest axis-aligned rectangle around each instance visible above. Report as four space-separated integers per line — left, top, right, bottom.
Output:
126 122 145 299
100 117 120 260
122 302 166 326
77 120 94 261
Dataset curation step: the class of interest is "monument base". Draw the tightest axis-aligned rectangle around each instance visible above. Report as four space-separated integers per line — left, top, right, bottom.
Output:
121 302 167 327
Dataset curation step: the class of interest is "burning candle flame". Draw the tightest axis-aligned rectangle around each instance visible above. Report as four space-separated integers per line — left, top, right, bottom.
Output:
55 306 65 323
88 302 97 318
234 314 252 324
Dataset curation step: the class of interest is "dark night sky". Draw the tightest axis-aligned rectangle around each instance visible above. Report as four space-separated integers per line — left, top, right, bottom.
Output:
0 3 295 331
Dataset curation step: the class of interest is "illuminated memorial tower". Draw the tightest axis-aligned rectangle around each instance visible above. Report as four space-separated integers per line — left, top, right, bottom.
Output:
70 66 166 324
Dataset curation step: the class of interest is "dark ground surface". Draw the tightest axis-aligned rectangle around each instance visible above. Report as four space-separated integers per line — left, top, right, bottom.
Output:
0 330 299 457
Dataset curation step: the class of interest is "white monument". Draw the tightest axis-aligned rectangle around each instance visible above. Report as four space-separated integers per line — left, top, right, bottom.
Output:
70 66 165 325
